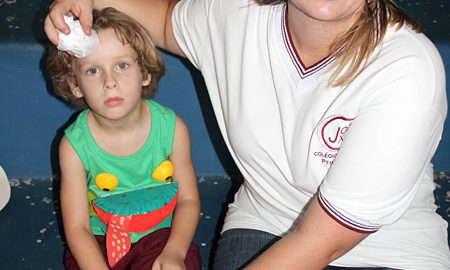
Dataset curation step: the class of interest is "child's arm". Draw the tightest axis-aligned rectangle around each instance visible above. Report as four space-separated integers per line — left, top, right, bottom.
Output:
153 116 201 269
59 136 110 270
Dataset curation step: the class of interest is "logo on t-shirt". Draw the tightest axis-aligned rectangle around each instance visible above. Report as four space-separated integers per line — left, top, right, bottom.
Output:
314 115 355 167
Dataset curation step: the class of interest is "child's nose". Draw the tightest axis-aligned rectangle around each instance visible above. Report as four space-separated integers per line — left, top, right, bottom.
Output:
104 74 118 89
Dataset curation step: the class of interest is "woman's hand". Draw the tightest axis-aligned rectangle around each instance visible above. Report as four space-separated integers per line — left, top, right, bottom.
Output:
44 0 94 45
44 0 183 55
151 249 186 270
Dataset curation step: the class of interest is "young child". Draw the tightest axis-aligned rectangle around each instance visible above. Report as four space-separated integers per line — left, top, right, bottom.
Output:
46 7 201 270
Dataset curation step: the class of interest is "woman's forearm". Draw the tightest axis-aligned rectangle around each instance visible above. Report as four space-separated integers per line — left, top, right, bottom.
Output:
245 197 368 269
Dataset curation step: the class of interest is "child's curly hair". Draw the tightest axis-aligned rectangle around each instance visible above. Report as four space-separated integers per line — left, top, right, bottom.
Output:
47 7 165 109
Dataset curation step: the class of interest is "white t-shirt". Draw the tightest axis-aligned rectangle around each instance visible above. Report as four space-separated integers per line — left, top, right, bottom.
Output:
172 0 450 268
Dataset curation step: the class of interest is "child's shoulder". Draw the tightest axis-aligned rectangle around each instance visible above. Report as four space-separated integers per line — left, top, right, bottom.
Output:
146 99 174 114
64 109 89 136
146 99 177 122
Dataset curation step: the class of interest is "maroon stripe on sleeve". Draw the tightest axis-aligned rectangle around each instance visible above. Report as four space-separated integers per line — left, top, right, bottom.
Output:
317 191 379 234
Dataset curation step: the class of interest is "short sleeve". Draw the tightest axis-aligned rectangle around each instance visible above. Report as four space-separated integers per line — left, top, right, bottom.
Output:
172 0 213 69
318 34 447 232
319 106 444 232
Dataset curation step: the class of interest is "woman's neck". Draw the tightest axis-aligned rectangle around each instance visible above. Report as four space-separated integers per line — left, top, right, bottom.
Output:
286 3 360 67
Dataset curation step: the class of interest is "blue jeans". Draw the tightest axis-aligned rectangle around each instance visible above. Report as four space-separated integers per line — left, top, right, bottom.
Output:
212 228 398 270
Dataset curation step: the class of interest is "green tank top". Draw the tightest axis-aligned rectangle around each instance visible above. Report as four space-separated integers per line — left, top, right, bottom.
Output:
65 100 176 242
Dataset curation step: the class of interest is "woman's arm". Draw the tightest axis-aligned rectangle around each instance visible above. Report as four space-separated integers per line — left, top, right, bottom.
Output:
153 115 200 269
245 196 368 269
59 136 109 270
44 0 183 55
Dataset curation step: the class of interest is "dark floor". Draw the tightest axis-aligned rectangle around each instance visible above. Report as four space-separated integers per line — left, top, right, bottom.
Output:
0 173 449 270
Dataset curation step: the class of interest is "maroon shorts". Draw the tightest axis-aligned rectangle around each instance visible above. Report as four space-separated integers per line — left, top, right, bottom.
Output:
64 228 201 270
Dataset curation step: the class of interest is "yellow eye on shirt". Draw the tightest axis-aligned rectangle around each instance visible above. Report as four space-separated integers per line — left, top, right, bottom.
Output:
95 173 119 191
152 160 174 182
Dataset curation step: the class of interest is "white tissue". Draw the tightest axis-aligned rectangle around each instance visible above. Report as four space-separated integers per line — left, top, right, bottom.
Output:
57 16 99 58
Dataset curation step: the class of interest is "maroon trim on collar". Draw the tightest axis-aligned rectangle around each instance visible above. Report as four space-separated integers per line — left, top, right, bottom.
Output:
282 6 335 79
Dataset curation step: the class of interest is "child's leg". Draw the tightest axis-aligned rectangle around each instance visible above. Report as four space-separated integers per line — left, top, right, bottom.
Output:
64 229 201 270
63 248 80 270
184 243 201 270
114 228 201 270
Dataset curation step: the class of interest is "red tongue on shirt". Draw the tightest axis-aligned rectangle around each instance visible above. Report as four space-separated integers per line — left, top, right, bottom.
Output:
106 215 132 267
92 191 178 267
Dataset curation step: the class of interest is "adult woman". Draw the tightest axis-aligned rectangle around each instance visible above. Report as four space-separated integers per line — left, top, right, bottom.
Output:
45 0 450 269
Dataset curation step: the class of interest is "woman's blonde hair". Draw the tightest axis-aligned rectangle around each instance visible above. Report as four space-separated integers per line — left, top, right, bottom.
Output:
255 0 421 87
47 7 165 109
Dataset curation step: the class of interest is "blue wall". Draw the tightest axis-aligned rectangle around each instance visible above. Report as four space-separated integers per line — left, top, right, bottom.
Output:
0 0 449 178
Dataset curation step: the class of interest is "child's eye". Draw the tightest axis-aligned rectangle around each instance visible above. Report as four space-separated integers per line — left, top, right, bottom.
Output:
117 63 129 70
86 68 99 76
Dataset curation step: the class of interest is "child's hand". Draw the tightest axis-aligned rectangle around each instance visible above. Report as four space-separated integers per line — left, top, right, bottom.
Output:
151 250 186 270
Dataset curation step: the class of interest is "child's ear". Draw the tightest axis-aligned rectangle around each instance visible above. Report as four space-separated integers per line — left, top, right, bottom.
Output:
142 74 151 87
67 79 83 98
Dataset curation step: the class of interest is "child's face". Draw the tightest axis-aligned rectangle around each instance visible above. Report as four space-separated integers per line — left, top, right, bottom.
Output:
69 28 151 120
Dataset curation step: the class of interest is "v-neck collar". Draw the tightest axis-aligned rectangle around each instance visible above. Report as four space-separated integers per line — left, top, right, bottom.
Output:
280 5 335 80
